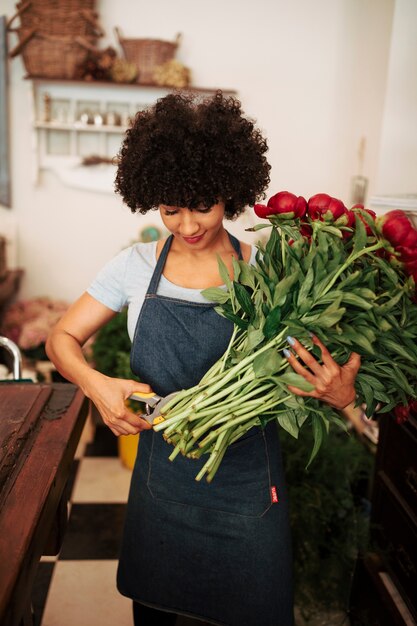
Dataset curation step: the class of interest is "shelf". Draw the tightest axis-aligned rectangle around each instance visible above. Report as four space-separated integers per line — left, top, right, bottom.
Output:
34 122 126 134
28 77 237 96
29 79 238 192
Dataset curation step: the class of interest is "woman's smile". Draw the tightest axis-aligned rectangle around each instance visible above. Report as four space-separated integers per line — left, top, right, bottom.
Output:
182 233 205 244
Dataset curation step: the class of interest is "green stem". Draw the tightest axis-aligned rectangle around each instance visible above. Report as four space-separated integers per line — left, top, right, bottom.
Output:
320 241 385 298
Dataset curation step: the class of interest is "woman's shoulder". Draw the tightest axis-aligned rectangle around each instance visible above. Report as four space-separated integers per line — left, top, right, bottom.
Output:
240 241 253 263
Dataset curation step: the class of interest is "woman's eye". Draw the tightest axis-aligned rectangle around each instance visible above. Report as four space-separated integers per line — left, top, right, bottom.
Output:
164 210 178 216
197 207 212 214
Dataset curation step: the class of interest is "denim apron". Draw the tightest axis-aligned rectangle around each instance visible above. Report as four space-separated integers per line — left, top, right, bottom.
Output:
117 234 294 626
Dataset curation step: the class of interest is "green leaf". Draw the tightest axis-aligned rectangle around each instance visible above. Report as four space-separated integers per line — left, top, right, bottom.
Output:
354 288 377 300
319 224 343 238
356 372 386 391
246 327 265 351
273 270 300 307
379 336 415 362
217 255 232 290
232 256 241 282
296 411 309 428
253 348 283 377
233 282 255 317
266 226 280 257
352 214 367 254
391 363 417 396
340 293 373 310
221 310 249 330
262 305 282 339
280 372 316 392
246 223 273 231
238 261 256 289
356 208 377 234
306 415 325 468
357 378 374 410
337 270 361 290
297 265 315 308
253 270 273 307
376 290 404 313
201 287 230 304
337 326 376 354
277 411 299 439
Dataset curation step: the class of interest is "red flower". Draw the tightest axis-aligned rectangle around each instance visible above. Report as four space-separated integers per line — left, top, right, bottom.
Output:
300 224 313 239
404 259 417 275
376 210 417 248
267 191 307 218
351 207 376 235
396 246 417 262
394 404 410 424
254 191 307 219
307 193 346 221
409 399 417 416
254 203 273 218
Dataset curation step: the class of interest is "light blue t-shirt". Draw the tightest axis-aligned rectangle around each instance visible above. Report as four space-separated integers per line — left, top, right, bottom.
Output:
87 240 257 341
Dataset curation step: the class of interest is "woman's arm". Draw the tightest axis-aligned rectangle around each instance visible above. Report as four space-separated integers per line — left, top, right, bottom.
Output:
283 334 365 434
46 292 152 436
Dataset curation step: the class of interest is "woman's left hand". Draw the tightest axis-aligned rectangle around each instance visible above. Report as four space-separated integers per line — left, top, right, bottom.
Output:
284 334 361 410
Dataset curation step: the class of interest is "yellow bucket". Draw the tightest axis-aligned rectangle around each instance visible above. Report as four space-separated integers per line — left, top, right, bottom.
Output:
118 433 139 470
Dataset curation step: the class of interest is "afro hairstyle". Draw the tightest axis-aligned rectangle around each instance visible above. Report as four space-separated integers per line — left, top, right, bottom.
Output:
114 91 271 219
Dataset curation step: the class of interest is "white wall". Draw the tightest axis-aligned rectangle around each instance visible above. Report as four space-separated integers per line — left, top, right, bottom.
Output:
375 0 417 195
0 0 401 302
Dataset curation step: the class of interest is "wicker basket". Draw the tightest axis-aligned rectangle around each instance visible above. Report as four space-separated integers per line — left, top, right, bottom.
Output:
9 1 103 38
115 27 180 84
9 31 95 78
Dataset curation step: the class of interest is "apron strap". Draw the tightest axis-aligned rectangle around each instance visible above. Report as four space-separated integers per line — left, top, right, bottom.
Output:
147 235 173 295
146 231 243 296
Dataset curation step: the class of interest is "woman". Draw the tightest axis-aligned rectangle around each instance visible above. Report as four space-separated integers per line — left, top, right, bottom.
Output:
46 92 360 626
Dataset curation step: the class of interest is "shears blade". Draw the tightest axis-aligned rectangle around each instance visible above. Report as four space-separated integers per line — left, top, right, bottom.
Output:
129 391 178 425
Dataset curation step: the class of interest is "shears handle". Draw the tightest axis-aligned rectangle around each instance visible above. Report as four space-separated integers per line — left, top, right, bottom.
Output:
129 391 161 406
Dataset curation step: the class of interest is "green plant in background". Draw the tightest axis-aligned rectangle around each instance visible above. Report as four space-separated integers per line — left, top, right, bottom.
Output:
91 308 134 379
91 308 144 414
280 424 374 622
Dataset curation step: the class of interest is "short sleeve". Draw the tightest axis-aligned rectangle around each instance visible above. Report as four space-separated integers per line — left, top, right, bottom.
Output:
86 248 130 312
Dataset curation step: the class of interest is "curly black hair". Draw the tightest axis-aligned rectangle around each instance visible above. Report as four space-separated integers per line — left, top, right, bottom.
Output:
114 91 270 219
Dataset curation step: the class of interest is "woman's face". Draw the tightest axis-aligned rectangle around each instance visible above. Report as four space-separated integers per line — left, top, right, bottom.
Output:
159 202 226 249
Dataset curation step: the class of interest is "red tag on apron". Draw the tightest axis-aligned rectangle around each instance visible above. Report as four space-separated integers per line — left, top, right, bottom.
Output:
270 486 279 503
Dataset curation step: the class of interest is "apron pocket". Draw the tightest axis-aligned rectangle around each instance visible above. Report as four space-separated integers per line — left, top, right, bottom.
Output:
146 428 273 518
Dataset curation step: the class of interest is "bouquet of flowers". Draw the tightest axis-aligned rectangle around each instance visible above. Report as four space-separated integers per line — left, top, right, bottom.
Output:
153 191 417 482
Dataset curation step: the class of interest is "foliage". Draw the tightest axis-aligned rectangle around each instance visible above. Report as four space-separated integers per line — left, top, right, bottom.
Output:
91 308 135 378
281 424 374 619
152 209 417 481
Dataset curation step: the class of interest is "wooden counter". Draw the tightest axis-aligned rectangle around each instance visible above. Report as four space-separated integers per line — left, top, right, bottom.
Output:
0 383 88 626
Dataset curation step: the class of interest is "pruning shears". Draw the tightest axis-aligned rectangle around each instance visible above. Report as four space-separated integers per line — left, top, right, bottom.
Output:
129 391 178 425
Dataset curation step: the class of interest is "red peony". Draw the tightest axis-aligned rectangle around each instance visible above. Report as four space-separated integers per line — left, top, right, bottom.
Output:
352 207 376 235
307 193 346 222
254 191 307 219
376 210 417 248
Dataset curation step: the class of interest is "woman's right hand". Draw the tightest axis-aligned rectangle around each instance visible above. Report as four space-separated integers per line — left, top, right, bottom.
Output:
85 371 154 436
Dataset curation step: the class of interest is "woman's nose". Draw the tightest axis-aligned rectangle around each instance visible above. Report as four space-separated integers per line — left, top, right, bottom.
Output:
179 211 200 235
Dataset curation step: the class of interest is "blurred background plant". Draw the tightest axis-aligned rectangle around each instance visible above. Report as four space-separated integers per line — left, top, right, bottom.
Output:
281 425 374 624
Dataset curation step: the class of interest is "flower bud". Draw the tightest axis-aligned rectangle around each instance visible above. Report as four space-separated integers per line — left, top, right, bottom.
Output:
376 209 417 247
404 259 417 275
394 403 410 424
352 207 376 235
308 193 346 221
267 191 307 218
396 245 417 262
254 203 272 219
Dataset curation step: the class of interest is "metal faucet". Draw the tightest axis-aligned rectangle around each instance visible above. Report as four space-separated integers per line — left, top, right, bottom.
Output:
0 336 22 380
